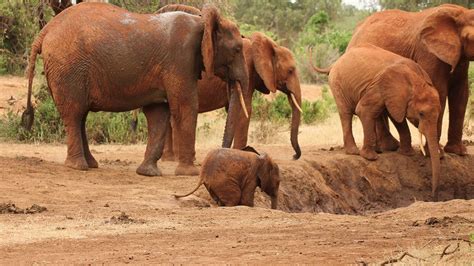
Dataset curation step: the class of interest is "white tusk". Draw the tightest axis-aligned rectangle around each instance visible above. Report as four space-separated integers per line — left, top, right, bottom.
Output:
419 130 426 156
236 84 249 119
291 93 303 113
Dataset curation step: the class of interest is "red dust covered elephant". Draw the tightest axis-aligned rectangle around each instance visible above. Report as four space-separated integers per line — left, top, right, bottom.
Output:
348 4 474 156
22 2 249 176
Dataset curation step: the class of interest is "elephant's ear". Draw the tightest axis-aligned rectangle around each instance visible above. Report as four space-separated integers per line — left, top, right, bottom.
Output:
378 63 413 123
257 153 272 192
251 32 277 93
419 5 464 73
201 5 219 74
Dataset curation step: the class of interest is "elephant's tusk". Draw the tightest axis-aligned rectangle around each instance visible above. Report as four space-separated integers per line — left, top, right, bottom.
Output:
419 130 426 156
291 93 303 113
236 83 249 119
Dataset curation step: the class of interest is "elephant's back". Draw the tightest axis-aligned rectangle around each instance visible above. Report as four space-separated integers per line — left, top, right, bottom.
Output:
330 45 403 101
202 149 256 176
348 9 420 53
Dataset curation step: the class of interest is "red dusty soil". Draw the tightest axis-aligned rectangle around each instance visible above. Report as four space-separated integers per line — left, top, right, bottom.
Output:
0 144 473 264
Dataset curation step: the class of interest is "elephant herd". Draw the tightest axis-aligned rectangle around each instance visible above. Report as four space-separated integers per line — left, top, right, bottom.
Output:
22 3 473 206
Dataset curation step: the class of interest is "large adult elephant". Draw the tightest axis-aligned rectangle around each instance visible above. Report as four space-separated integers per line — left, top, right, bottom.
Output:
348 4 474 156
22 2 249 176
158 32 303 161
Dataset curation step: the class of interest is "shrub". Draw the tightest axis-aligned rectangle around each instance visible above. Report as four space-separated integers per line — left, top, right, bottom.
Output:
251 86 335 125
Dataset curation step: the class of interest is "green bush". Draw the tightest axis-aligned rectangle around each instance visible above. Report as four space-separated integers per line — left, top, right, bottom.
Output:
251 86 335 125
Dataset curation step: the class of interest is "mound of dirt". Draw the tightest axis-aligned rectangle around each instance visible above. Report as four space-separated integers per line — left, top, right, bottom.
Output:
106 212 146 225
0 202 47 214
421 216 474 227
250 149 474 214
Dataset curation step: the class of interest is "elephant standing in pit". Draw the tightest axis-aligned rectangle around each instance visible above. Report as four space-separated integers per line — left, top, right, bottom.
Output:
157 31 303 161
22 2 249 176
348 4 474 156
311 45 442 200
174 147 280 209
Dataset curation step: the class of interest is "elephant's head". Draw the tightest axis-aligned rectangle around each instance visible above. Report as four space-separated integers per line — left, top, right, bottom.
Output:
250 32 302 159
379 61 441 200
201 5 249 148
256 153 280 209
419 4 474 72
157 4 249 149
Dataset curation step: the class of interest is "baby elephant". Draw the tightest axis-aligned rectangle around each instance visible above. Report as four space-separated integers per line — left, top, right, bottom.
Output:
311 44 442 200
174 147 280 209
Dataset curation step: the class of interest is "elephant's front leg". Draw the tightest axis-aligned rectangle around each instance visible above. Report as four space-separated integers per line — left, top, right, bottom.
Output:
168 84 200 176
375 113 399 152
136 103 170 176
391 118 415 156
445 60 469 156
240 183 257 208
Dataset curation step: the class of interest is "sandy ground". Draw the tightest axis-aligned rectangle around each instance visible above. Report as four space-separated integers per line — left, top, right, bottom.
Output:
1 75 474 264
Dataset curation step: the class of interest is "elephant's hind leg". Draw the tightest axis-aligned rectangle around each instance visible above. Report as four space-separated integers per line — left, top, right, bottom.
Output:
81 112 98 168
61 109 89 170
161 121 176 161
136 103 170 176
339 111 359 155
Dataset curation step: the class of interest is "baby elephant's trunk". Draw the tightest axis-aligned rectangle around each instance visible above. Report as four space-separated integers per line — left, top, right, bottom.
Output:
271 195 278 209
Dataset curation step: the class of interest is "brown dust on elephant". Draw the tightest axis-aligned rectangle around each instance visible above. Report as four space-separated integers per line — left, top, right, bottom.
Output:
311 44 442 200
22 2 249 176
174 147 280 209
157 31 303 161
348 4 474 156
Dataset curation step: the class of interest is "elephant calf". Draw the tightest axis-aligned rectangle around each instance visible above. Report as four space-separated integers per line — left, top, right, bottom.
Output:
311 44 442 200
174 147 280 209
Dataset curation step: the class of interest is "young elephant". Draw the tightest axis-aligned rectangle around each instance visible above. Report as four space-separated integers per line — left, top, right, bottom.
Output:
174 148 280 209
311 44 442 200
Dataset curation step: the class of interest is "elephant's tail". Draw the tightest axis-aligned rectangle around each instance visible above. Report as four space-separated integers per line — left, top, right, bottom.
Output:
308 46 331 75
21 32 44 131
174 176 204 198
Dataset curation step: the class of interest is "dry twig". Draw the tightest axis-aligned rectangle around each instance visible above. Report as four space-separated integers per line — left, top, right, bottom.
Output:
380 252 426 265
439 242 460 259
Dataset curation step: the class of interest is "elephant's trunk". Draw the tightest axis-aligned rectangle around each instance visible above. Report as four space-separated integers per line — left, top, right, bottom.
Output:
270 194 278 209
222 55 249 148
425 128 440 201
287 91 302 160
222 79 248 148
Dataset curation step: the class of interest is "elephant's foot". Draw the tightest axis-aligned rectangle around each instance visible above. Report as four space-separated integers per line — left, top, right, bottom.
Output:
85 155 99 168
65 156 89 171
344 146 360 155
360 148 378 161
175 163 200 176
136 162 162 176
379 136 399 151
444 142 467 156
398 145 415 156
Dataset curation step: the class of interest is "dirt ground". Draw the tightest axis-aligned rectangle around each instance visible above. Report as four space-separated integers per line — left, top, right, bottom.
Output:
1 75 474 264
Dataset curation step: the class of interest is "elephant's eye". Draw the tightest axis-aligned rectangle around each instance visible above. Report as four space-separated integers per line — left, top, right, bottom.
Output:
234 46 241 54
288 68 294 75
419 111 424 118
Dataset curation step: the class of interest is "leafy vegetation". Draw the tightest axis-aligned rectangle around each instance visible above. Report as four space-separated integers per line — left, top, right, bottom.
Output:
251 86 335 125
